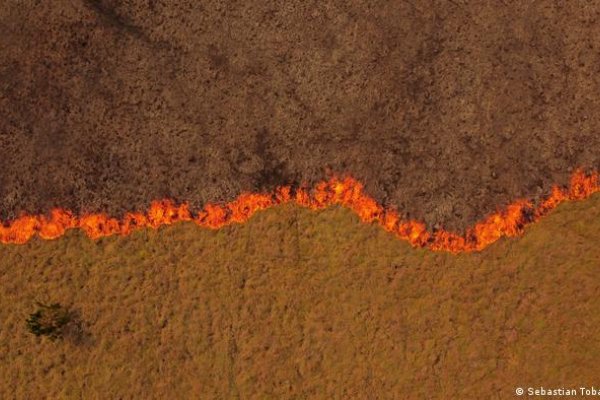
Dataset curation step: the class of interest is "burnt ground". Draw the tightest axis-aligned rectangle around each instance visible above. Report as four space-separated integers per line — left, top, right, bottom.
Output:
1 1 599 231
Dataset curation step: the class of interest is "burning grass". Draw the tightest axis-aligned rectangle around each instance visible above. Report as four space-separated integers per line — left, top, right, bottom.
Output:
0 169 598 253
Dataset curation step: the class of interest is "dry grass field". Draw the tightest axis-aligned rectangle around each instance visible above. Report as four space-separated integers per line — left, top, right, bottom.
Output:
3 2 600 399
1 194 599 399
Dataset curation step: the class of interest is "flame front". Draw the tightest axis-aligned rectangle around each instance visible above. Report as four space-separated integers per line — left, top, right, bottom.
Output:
0 169 598 253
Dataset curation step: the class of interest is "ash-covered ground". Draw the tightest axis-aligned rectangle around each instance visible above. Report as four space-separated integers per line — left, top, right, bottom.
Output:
1 1 599 231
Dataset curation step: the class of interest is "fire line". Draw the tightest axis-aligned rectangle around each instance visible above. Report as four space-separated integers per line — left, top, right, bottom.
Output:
0 169 597 253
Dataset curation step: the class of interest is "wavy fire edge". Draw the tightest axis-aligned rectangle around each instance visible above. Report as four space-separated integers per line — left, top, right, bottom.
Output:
0 169 598 253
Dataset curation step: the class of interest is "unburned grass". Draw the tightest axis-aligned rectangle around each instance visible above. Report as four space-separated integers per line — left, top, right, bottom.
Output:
0 197 599 399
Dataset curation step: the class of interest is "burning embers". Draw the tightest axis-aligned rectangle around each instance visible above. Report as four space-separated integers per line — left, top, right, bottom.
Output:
0 169 598 253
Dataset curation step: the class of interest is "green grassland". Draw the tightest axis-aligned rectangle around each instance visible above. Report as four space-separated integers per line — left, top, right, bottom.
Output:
1 194 599 399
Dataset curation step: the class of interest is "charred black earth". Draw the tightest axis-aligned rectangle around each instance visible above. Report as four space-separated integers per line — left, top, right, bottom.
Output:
1 1 599 231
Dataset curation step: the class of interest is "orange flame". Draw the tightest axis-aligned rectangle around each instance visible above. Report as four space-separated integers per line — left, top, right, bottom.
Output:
0 169 597 253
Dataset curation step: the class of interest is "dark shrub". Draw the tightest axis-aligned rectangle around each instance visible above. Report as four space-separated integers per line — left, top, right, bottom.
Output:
26 302 81 342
